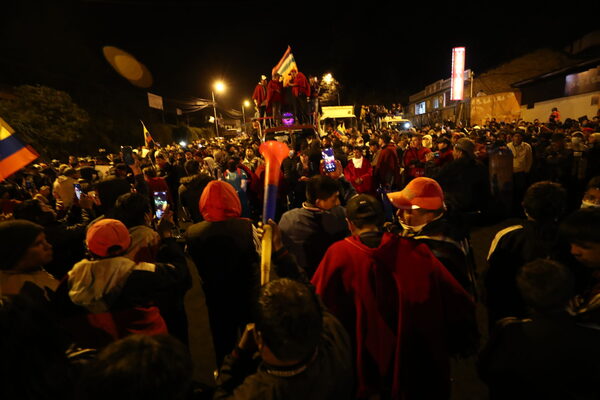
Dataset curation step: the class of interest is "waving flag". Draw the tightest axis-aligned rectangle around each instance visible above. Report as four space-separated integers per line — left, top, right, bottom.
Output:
0 117 38 181
141 120 155 146
272 46 297 87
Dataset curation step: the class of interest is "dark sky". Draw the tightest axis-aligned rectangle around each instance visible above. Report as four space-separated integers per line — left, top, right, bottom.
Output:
3 0 597 109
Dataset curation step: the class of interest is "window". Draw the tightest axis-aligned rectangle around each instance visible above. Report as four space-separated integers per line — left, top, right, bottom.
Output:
415 102 426 115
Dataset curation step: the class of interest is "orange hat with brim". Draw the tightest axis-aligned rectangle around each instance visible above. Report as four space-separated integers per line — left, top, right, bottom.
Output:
86 219 131 257
387 177 445 210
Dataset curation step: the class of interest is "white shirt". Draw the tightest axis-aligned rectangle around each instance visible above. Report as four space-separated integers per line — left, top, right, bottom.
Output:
507 142 532 173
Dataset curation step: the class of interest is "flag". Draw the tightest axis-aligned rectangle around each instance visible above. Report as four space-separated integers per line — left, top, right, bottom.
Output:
141 120 155 146
0 117 38 181
272 46 298 87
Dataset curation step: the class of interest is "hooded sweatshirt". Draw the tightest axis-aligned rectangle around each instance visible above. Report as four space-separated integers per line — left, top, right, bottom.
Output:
185 180 260 363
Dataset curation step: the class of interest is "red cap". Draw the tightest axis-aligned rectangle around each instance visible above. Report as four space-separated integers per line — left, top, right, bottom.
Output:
86 219 131 257
387 177 445 210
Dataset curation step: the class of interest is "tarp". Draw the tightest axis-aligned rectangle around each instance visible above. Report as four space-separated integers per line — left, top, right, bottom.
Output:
470 92 521 125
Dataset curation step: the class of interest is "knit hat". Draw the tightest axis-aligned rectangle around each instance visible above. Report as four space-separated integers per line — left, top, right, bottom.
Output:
454 138 475 157
387 177 445 210
346 194 383 224
86 219 131 258
0 220 44 270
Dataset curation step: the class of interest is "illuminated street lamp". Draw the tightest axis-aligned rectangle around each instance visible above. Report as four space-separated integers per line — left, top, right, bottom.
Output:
323 73 333 85
322 73 340 105
212 80 226 136
242 99 251 131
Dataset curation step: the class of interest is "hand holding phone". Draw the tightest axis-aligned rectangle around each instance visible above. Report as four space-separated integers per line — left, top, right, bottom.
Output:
321 147 336 173
153 191 168 220
74 183 82 200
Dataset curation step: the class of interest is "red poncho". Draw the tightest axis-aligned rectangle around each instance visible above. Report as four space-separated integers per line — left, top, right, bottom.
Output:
312 233 476 399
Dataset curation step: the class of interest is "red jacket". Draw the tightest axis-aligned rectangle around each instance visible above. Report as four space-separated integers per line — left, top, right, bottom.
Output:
403 146 431 179
312 233 476 399
266 79 283 108
252 83 267 107
344 157 374 194
375 144 401 187
290 71 311 97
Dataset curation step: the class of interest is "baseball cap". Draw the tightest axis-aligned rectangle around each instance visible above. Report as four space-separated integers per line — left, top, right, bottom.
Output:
86 219 131 257
454 137 475 157
346 194 383 224
387 177 445 210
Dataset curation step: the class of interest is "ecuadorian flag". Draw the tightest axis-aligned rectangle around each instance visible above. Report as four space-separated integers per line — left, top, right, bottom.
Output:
0 117 38 181
141 120 155 146
272 46 297 87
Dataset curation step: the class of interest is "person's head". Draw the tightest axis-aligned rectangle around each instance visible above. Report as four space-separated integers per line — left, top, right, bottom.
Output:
95 177 133 214
352 147 363 159
77 334 192 400
13 199 56 226
453 138 475 159
379 133 391 146
305 175 340 210
114 192 152 228
512 132 523 145
183 159 200 176
387 177 445 231
199 180 241 222
62 167 78 179
255 279 322 363
581 176 600 209
409 135 422 149
560 208 600 269
261 74 268 83
345 194 384 233
155 154 168 168
86 219 131 259
517 259 574 314
272 73 281 82
289 69 297 79
522 181 566 222
437 137 450 151
0 220 52 272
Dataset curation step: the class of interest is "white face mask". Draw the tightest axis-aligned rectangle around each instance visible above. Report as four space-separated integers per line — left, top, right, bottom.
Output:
400 221 427 234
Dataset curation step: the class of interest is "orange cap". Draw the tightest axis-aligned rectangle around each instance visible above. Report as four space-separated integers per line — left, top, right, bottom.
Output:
387 177 445 210
86 219 131 257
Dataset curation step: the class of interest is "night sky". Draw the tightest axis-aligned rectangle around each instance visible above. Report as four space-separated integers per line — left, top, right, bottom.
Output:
2 0 597 108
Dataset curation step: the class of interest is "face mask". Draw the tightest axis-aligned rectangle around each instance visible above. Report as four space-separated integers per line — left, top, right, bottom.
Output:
400 221 427 234
289 150 295 157
581 200 600 209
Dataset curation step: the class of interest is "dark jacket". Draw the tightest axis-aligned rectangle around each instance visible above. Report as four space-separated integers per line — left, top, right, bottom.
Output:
178 173 213 223
479 312 600 400
278 204 348 278
485 220 569 324
432 156 490 214
185 181 260 364
213 312 354 400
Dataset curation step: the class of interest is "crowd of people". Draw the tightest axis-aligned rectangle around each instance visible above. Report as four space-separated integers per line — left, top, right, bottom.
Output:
1 108 600 399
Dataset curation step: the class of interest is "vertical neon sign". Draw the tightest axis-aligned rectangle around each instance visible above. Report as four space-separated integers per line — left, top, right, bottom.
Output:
451 47 466 101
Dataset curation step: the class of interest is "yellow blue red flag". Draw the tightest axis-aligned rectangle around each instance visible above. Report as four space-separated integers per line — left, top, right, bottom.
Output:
0 117 38 181
141 120 155 146
272 46 298 87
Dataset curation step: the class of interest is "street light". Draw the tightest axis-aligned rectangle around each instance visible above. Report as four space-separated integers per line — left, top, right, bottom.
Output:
322 73 340 105
242 99 251 132
212 80 226 136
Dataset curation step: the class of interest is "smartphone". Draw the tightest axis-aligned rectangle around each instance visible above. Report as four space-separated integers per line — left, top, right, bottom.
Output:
153 191 168 219
121 146 135 165
321 147 336 173
74 183 82 200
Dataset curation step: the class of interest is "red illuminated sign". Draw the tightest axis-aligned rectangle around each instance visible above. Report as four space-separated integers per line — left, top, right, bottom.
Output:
451 47 466 101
